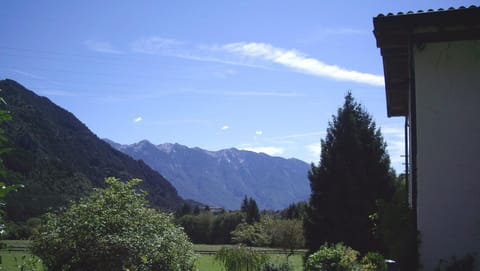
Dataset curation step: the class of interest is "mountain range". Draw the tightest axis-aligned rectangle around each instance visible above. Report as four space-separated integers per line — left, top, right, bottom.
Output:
105 139 311 210
0 79 183 221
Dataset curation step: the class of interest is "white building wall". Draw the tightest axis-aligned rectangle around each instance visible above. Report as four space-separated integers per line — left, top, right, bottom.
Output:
414 40 480 271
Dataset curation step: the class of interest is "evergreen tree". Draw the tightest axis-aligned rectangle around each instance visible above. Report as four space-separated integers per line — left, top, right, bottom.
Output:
304 92 394 254
241 195 249 213
193 205 201 215
175 202 192 218
247 197 260 224
240 196 260 224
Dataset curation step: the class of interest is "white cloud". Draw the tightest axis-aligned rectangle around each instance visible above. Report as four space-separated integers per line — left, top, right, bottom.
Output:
221 125 229 130
222 42 384 86
380 124 405 172
85 40 122 54
129 37 383 86
255 130 263 135
241 146 284 156
306 143 322 158
387 139 405 171
381 126 404 137
133 117 143 123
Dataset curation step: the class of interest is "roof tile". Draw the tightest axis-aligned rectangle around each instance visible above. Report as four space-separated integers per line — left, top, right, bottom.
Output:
376 5 479 18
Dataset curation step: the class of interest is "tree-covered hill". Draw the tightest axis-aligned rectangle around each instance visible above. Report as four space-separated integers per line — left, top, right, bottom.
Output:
0 79 183 221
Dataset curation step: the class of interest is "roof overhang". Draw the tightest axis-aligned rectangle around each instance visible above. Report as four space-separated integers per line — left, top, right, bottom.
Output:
373 6 480 117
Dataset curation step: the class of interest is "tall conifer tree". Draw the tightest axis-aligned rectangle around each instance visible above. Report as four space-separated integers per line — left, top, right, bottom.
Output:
240 195 260 224
304 92 394 254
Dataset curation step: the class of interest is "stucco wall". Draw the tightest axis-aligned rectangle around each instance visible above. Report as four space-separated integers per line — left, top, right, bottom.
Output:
414 40 480 271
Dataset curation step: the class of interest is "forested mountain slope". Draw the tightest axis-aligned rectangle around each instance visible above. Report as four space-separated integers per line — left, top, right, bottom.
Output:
0 79 183 221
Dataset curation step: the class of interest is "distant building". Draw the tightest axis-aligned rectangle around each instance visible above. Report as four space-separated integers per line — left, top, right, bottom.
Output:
374 6 480 271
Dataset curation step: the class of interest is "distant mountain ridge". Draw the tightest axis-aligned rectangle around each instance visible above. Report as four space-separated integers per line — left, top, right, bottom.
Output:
105 139 311 210
0 79 183 221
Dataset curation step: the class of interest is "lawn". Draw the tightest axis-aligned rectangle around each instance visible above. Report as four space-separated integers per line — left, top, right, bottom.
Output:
0 253 45 271
0 241 305 271
194 244 305 271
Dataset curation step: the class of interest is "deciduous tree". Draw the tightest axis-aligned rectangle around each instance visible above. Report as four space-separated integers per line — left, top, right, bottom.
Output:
31 177 195 271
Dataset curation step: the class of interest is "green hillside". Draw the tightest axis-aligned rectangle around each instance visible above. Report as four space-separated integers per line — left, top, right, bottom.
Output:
0 79 183 222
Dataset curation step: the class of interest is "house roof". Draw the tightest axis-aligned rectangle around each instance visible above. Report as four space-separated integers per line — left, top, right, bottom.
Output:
373 6 480 117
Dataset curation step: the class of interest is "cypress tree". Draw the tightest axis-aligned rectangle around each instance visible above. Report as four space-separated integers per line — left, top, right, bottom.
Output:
304 92 395 254
240 195 260 224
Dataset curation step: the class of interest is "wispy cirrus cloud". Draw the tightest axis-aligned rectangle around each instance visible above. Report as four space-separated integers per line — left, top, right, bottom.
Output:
221 125 230 131
130 37 384 86
222 42 384 86
85 40 122 54
133 116 143 123
10 68 44 80
131 37 185 54
130 36 268 69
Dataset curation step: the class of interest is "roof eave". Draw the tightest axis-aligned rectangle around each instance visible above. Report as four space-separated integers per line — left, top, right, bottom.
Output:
373 6 480 117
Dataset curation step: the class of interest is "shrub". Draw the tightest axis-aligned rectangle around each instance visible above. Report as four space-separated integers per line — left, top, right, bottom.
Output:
214 245 268 271
360 252 387 271
31 177 195 271
305 243 359 271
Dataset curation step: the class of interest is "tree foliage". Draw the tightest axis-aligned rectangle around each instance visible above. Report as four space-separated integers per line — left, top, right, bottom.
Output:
305 93 395 254
280 201 308 220
305 243 359 271
176 212 214 244
31 177 195 271
305 243 387 271
0 92 22 237
270 219 305 260
0 79 183 223
231 221 271 247
374 174 418 271
231 216 305 256
241 196 260 224
360 252 387 271
176 210 244 244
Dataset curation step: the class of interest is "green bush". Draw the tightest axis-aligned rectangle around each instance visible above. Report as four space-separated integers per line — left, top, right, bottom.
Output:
214 245 268 271
360 252 386 271
31 177 196 271
304 243 359 271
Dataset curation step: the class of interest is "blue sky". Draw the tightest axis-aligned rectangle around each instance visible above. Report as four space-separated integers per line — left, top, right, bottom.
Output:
1 1 475 173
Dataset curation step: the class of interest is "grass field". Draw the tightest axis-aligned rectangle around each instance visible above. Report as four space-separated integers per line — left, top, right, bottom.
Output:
194 244 305 271
0 240 43 270
0 241 305 271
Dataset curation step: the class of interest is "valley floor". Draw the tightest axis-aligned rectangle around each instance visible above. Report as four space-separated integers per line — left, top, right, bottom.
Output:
0 241 305 271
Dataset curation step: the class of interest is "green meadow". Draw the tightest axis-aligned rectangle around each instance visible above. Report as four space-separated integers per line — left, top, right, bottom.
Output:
0 242 304 271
